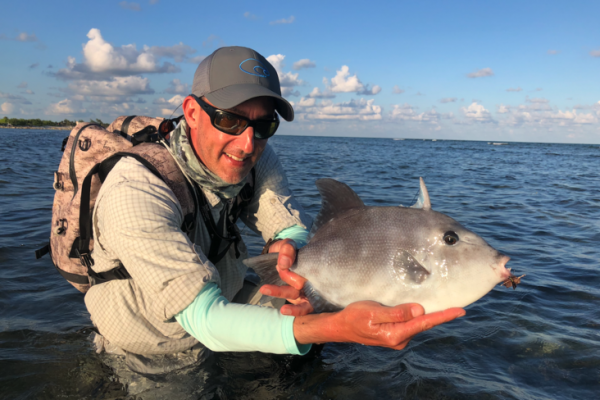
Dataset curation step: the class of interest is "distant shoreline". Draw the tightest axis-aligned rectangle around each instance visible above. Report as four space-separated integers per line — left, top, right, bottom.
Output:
0 126 74 131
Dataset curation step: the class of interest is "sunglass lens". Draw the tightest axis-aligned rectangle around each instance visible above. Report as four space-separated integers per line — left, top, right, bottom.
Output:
214 111 246 134
253 121 279 139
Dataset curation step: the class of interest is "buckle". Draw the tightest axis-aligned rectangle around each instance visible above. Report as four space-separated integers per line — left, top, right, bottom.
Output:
75 249 94 268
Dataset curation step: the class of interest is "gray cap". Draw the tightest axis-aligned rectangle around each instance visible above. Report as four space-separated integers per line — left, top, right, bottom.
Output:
192 46 294 121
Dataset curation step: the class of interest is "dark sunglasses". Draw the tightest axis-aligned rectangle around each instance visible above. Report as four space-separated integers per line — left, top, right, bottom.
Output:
192 95 279 139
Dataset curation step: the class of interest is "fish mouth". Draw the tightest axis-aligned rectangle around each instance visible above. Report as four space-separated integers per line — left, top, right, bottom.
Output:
494 254 511 281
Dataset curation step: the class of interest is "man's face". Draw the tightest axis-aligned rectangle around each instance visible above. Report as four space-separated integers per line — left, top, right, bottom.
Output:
187 96 275 184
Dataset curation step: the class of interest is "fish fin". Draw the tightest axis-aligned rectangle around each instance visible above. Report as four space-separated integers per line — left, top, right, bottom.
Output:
393 250 431 284
310 178 366 236
242 253 285 286
410 177 432 211
303 282 342 313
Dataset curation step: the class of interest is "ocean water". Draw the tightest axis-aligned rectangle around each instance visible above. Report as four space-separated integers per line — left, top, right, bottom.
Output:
1 128 599 399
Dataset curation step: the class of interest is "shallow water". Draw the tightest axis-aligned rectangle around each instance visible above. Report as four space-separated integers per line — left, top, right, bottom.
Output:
1 129 599 399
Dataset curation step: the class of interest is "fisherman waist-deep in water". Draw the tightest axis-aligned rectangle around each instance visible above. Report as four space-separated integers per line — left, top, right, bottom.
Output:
80 46 465 393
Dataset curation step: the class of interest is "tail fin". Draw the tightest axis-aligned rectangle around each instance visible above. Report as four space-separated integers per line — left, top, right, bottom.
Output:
242 253 284 286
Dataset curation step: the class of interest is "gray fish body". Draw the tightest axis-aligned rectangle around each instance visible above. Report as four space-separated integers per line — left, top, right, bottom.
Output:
245 178 511 314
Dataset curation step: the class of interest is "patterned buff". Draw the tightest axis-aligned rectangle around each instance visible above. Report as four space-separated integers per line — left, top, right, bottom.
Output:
169 119 247 199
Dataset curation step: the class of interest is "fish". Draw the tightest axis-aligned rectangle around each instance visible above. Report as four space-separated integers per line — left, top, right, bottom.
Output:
244 178 518 314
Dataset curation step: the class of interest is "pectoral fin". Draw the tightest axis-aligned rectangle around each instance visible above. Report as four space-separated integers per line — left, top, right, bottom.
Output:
393 250 430 284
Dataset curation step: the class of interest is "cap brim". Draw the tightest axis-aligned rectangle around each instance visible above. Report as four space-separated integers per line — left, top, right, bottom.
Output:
205 84 294 122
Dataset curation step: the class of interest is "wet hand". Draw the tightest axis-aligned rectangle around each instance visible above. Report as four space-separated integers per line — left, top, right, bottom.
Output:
294 301 465 349
259 239 314 317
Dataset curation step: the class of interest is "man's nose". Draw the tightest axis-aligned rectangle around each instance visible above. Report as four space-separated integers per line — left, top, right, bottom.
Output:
239 126 255 154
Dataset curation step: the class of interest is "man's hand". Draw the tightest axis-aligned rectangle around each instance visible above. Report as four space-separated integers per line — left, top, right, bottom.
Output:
259 239 314 316
294 301 465 350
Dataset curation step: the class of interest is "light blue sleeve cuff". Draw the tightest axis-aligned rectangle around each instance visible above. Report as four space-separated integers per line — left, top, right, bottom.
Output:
274 224 310 248
176 282 311 355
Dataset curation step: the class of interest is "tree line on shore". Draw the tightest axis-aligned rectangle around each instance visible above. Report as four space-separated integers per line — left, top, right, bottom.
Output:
0 117 109 128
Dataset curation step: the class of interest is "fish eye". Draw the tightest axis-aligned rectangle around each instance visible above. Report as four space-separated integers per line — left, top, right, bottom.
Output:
443 231 459 245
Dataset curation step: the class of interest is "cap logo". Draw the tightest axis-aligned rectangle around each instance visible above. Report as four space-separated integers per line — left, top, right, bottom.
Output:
239 58 271 78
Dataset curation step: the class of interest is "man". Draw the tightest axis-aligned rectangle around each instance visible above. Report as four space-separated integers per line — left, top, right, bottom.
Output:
86 46 464 391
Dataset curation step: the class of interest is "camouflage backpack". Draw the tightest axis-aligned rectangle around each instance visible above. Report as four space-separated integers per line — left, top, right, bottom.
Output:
35 116 196 293
36 115 256 293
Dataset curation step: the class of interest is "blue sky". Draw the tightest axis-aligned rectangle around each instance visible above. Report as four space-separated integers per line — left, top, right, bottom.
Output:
1 0 599 143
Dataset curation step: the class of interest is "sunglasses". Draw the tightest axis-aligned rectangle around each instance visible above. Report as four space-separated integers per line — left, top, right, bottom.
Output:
192 95 279 139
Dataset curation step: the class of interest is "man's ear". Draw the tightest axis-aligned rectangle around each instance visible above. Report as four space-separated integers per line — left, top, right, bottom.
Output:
182 96 200 131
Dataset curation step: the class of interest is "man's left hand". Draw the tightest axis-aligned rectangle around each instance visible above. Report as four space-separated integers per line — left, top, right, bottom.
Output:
259 239 314 317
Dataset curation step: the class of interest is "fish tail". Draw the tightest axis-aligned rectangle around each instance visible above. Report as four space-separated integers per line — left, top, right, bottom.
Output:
242 253 285 286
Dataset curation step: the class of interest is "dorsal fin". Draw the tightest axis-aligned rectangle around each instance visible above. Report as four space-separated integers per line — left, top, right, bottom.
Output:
310 178 365 236
410 177 431 210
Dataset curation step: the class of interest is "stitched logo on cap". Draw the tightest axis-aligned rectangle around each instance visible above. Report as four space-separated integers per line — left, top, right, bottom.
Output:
239 58 271 78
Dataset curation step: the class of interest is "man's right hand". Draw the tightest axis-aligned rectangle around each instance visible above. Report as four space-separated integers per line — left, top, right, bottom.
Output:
293 301 465 350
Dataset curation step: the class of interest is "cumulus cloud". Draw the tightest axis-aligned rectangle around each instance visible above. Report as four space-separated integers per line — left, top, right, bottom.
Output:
440 97 457 103
325 65 380 96
506 87 522 92
390 103 451 123
165 79 190 94
392 85 405 94
293 59 316 70
60 76 154 97
590 49 600 57
496 101 599 128
1 102 15 114
119 1 141 11
270 16 295 25
294 98 382 121
461 102 494 122
308 87 335 99
150 0 159 4
29 63 39 69
53 29 198 80
266 54 304 96
467 68 494 78
46 99 86 115
243 11 259 20
154 95 185 115
547 50 560 55
17 82 28 89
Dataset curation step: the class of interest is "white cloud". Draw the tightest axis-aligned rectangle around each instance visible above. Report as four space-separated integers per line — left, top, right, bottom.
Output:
440 97 457 103
119 1 141 11
461 102 494 122
1 102 15 114
390 103 451 123
293 59 316 70
243 11 259 20
46 99 86 115
22 90 34 95
266 54 304 93
150 0 159 4
17 82 28 88
392 85 405 94
61 76 154 97
308 87 335 99
54 29 195 80
527 97 549 104
590 49 600 58
295 98 382 121
270 16 295 25
325 66 380 95
506 87 522 92
547 50 560 55
467 68 494 78
329 66 363 92
165 79 190 94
